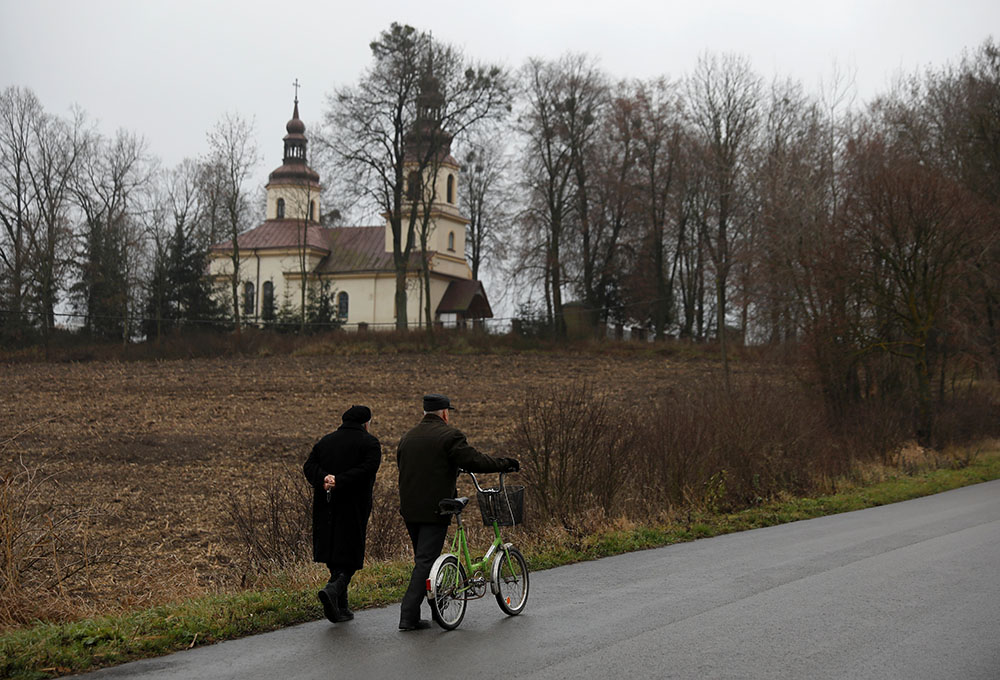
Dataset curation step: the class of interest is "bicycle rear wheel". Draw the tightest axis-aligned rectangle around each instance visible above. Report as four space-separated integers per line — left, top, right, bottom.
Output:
494 547 529 616
430 555 467 630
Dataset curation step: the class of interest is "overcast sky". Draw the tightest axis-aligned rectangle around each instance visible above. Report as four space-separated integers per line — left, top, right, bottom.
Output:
2 0 998 190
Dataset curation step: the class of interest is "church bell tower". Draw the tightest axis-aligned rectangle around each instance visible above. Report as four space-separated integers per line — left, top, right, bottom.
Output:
265 81 321 223
385 61 467 265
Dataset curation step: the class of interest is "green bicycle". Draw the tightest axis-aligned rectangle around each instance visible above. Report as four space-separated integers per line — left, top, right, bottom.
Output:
425 471 530 630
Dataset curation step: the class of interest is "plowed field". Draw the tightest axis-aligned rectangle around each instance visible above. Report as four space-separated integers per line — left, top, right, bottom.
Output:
1 352 708 611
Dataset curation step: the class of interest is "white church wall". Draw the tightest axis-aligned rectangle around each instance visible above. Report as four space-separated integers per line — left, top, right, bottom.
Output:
431 253 471 279
265 184 320 221
211 248 468 329
386 161 468 258
209 248 325 320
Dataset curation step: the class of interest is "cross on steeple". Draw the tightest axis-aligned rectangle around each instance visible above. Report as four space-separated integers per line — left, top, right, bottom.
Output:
292 78 301 103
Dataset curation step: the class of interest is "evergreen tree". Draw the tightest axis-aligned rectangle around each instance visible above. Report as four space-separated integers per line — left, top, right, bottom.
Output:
305 280 340 333
168 219 220 328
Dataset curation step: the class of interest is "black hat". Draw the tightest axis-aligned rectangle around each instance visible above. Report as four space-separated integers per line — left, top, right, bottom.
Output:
342 405 372 423
423 394 456 412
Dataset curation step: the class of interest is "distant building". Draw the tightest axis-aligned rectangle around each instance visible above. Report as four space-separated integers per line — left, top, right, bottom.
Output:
208 96 492 329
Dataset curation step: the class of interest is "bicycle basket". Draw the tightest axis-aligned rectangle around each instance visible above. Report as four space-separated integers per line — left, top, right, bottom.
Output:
477 485 525 526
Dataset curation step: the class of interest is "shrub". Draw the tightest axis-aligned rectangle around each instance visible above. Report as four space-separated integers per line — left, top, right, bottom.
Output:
0 457 107 628
364 477 410 561
511 382 635 526
225 470 312 585
932 385 1000 448
511 376 858 522
835 395 912 466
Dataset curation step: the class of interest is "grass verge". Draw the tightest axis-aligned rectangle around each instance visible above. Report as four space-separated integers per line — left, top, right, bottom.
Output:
3 451 999 679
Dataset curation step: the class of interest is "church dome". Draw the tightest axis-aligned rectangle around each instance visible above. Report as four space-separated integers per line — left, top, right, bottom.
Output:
286 105 306 135
267 95 320 190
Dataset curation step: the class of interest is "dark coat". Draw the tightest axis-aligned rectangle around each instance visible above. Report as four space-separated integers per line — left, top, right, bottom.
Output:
303 422 382 568
397 414 507 524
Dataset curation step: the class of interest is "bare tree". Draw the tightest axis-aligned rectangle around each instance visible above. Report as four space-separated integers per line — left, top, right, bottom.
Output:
324 23 510 330
752 77 819 345
687 52 762 385
565 64 610 328
459 129 513 282
780 69 864 415
845 116 991 444
140 167 171 341
71 129 151 341
920 39 1000 379
282 180 318 332
0 87 40 341
630 78 685 338
206 113 259 336
673 146 708 340
26 105 86 343
519 54 605 336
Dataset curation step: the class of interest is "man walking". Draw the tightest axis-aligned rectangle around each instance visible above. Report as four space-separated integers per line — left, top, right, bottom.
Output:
396 394 518 631
303 405 381 623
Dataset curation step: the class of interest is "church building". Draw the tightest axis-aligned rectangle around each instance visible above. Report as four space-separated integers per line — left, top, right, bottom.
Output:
208 96 493 329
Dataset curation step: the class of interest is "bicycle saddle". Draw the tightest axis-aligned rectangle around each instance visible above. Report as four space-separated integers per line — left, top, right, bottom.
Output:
438 497 470 515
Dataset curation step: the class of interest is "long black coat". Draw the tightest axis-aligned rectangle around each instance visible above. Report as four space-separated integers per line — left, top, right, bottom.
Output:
397 414 507 524
303 422 381 568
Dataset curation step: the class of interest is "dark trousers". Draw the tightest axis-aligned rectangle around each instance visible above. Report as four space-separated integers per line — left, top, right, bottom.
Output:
400 521 449 622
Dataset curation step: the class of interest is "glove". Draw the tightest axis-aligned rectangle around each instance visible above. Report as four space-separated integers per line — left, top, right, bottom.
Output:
502 458 520 473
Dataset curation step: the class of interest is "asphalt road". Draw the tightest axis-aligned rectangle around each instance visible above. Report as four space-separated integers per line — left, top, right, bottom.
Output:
76 479 1000 679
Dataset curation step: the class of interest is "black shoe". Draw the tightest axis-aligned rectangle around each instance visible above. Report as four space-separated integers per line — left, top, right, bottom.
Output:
318 586 341 623
318 576 346 623
337 593 354 621
398 618 432 631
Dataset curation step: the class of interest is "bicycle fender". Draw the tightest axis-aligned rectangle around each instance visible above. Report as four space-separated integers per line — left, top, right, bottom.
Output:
426 553 457 601
488 543 514 595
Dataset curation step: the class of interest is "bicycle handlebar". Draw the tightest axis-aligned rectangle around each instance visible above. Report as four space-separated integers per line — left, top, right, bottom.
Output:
461 470 506 494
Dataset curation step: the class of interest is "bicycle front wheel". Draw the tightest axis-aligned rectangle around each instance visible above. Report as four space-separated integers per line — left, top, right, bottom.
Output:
430 555 467 630
494 547 529 616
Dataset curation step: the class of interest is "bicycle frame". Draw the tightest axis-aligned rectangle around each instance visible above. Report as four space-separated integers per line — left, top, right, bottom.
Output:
426 472 516 601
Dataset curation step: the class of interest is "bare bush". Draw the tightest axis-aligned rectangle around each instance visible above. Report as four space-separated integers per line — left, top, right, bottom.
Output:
704 378 839 507
932 385 1000 448
511 382 636 525
636 377 840 512
227 467 409 583
365 476 409 562
0 456 107 628
836 396 912 466
639 387 720 510
225 469 311 584
512 377 867 521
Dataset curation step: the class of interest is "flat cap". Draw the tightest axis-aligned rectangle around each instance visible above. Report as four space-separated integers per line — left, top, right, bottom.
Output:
342 405 372 423
423 394 457 412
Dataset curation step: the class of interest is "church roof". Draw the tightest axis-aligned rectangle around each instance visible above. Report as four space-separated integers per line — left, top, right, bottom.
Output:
314 226 423 273
436 279 493 318
210 222 426 273
285 99 306 136
210 220 331 252
267 163 320 186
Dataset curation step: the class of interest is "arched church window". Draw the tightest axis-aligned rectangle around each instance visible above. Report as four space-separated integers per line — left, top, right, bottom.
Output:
261 281 275 321
276 198 285 219
448 231 455 251
407 171 421 202
447 174 455 203
243 282 255 316
337 291 349 320
310 200 315 221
